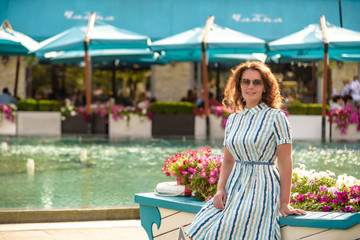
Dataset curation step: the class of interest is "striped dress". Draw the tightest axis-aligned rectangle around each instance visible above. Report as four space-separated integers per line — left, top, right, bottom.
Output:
186 103 292 240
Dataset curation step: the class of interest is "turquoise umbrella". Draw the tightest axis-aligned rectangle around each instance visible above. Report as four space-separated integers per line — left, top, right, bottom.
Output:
152 23 266 62
0 24 39 55
268 21 360 61
35 21 151 55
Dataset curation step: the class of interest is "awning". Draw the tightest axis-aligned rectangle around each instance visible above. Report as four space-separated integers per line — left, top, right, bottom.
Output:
2 0 359 42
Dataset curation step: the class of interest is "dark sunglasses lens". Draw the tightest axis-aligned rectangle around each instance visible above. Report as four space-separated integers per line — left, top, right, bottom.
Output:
253 80 263 85
241 79 250 85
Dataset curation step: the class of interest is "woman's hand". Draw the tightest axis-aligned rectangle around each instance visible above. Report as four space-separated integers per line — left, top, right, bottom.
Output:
280 203 306 217
213 190 226 210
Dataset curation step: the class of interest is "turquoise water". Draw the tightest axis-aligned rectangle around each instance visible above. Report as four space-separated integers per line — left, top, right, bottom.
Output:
0 136 359 209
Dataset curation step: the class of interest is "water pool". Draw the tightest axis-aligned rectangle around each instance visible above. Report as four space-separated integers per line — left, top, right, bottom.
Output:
0 136 359 209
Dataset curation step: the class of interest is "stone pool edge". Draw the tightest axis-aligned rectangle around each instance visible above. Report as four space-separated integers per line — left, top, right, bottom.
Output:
0 206 140 224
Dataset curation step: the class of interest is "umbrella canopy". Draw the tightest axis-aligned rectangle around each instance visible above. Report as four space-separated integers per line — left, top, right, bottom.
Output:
35 21 151 55
152 24 266 61
49 48 155 64
268 21 360 60
0 26 39 55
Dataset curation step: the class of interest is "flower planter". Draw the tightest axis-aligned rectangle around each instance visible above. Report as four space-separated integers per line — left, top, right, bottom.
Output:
152 114 194 137
287 115 330 141
194 116 206 139
109 114 151 138
331 123 360 141
209 115 224 139
17 111 61 136
62 115 88 134
194 115 224 140
92 114 108 134
0 119 16 136
62 114 108 135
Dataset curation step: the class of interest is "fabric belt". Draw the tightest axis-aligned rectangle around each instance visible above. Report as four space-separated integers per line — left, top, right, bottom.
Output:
235 160 274 165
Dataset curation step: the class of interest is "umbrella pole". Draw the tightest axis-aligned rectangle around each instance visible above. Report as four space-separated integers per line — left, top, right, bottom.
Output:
320 15 329 143
201 15 214 139
84 12 96 116
14 56 20 98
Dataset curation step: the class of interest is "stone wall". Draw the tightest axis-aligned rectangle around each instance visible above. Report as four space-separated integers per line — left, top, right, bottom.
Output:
0 56 26 99
331 62 359 95
151 62 194 101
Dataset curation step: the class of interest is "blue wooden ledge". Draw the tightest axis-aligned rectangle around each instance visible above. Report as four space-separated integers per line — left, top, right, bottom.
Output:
135 192 360 230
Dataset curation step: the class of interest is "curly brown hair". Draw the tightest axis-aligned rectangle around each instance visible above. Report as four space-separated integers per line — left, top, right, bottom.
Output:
222 61 283 111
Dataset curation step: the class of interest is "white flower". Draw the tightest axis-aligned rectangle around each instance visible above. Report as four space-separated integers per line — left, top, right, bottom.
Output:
336 174 360 188
70 111 76 116
328 186 339 196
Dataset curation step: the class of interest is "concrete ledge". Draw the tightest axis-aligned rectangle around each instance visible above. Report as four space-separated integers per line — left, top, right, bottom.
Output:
0 206 140 224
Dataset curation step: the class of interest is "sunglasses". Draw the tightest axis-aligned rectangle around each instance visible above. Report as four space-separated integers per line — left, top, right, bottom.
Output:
240 78 263 86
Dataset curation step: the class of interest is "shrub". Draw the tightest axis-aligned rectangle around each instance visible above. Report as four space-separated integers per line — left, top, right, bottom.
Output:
150 102 195 114
287 103 329 115
17 99 61 111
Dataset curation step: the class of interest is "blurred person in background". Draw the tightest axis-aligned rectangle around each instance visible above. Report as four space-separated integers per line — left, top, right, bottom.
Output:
0 87 17 104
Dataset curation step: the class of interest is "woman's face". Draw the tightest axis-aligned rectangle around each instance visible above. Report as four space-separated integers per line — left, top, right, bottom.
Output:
240 69 265 108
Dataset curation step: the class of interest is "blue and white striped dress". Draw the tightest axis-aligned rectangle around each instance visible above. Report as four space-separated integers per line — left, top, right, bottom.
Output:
186 103 292 240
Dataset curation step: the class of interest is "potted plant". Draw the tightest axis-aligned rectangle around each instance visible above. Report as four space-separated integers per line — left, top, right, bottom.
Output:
0 104 16 135
16 99 62 136
162 147 223 201
151 102 195 137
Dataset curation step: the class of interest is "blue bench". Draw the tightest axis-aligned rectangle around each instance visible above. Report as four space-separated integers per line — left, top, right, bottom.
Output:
135 193 360 240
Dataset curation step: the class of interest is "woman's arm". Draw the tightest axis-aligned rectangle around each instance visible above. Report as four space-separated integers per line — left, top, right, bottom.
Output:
213 147 235 210
277 144 306 217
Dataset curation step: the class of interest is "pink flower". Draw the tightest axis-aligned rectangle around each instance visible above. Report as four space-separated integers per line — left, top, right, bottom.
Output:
332 199 340 205
337 191 349 203
182 171 189 176
323 206 333 212
341 206 355 212
201 171 207 178
319 185 328 192
208 177 216 184
296 194 305 202
209 170 216 177
306 192 315 199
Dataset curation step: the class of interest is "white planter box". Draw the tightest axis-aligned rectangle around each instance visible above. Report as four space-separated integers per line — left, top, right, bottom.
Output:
195 115 225 140
210 115 225 140
287 115 330 141
17 111 61 136
109 114 151 138
0 119 16 136
331 123 360 141
194 116 206 139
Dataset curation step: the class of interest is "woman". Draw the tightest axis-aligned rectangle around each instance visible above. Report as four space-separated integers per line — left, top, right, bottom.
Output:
186 61 306 240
